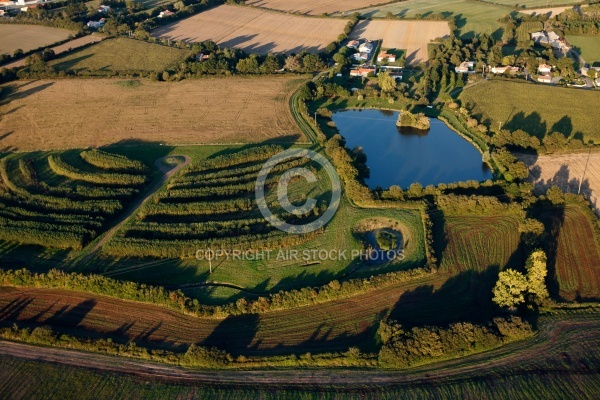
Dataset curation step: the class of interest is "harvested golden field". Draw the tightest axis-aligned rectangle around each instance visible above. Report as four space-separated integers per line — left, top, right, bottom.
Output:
1 35 104 70
246 0 391 15
517 151 600 214
151 4 348 54
349 20 450 64
0 24 73 56
522 6 574 17
0 77 304 152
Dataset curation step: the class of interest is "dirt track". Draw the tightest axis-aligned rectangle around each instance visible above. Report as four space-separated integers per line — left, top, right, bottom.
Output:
0 313 598 386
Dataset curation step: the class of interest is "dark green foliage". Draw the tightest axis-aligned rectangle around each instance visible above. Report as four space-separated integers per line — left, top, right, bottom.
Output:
80 149 148 173
48 154 147 186
378 317 533 368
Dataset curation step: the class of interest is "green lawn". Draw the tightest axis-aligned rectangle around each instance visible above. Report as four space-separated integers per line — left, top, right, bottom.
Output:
49 37 189 73
567 35 600 65
459 80 600 142
359 0 516 39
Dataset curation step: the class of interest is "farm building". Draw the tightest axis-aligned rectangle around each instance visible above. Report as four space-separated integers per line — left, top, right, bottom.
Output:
377 51 396 63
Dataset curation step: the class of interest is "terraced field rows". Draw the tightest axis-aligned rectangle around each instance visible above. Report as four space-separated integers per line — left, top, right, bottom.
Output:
0 150 148 250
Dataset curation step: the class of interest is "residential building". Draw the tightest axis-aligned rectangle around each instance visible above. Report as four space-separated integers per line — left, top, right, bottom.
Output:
538 63 552 74
347 40 360 49
538 74 552 83
358 42 374 54
350 66 376 77
455 61 475 73
377 51 396 63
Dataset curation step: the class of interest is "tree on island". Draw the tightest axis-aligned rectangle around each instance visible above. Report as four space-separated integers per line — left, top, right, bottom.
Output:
396 110 430 130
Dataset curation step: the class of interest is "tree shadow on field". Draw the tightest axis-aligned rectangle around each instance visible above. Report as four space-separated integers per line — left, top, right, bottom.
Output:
388 266 501 327
504 111 547 139
0 297 34 322
201 314 260 356
0 81 54 107
50 53 95 73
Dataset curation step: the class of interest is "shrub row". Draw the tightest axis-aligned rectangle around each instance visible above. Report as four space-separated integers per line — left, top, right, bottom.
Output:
48 154 147 187
80 149 148 173
186 145 284 173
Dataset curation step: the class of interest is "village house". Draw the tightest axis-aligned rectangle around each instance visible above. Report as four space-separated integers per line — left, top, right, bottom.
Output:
531 31 571 53
98 5 110 13
455 60 475 73
352 52 369 62
490 65 519 74
358 41 374 54
195 53 210 62
377 51 396 63
537 75 552 83
350 66 376 77
87 18 105 29
538 63 552 74
347 40 360 49
158 10 174 18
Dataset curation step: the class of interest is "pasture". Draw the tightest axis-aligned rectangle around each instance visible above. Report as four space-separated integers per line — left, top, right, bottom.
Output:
0 25 73 56
151 5 348 54
246 0 391 15
459 80 600 142
49 37 189 74
0 77 304 152
349 20 450 64
567 35 600 64
358 0 513 39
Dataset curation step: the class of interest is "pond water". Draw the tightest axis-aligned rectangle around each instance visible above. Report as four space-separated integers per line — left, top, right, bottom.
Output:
331 109 493 189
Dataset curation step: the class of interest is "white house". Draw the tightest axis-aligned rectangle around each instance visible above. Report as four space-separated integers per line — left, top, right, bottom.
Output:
158 10 174 18
538 63 552 74
358 42 373 54
87 18 105 29
455 61 475 73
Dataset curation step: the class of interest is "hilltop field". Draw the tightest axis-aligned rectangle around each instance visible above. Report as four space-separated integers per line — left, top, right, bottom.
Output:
0 77 304 152
151 4 348 54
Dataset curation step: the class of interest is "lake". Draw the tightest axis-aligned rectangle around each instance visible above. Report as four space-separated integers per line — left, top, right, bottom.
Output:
331 109 493 189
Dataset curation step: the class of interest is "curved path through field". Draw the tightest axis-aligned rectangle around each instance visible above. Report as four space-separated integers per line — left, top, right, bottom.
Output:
0 312 598 386
78 155 191 264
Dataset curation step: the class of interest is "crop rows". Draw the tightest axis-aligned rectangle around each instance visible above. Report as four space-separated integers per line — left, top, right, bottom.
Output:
105 145 326 258
0 151 148 250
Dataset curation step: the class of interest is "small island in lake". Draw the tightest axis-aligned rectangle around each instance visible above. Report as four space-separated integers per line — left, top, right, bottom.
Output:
396 111 430 130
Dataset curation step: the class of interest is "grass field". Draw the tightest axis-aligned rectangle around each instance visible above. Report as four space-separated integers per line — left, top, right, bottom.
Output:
349 20 450 64
0 25 73 56
358 0 514 39
459 80 600 142
49 37 189 74
151 4 348 54
246 0 392 15
0 77 304 152
1 35 104 70
516 21 543 42
567 35 600 64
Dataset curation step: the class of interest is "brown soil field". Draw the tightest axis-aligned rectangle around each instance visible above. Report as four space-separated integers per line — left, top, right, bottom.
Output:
151 4 348 54
0 77 304 152
0 266 491 356
349 19 450 64
537 203 600 301
518 151 600 214
0 25 73 56
1 34 104 70
246 0 393 15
